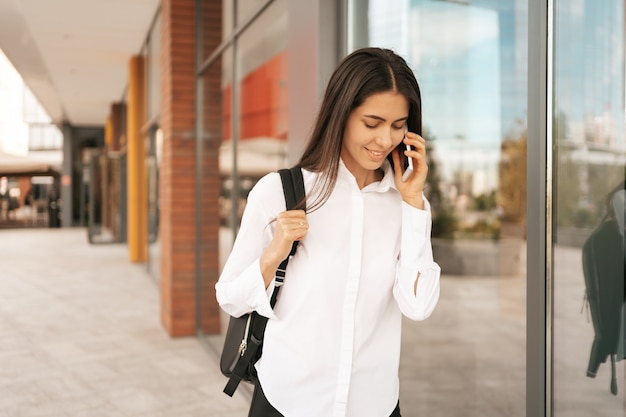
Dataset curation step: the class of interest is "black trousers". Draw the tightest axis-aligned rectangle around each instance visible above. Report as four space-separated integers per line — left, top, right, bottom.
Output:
248 382 402 417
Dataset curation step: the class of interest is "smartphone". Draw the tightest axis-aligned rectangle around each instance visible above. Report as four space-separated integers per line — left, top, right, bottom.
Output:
401 126 413 182
402 141 414 182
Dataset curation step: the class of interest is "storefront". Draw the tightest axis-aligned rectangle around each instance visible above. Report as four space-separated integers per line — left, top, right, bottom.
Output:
69 0 622 414
184 0 626 415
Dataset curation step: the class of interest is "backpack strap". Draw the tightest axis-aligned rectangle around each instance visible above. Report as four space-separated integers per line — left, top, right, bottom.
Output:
279 167 305 212
223 168 305 397
272 167 305 303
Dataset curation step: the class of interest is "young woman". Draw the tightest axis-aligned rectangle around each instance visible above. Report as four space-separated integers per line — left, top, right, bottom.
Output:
216 47 441 417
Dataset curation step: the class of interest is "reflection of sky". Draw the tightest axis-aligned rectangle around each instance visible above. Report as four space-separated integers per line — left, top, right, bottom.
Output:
368 0 527 188
409 3 501 147
555 0 624 150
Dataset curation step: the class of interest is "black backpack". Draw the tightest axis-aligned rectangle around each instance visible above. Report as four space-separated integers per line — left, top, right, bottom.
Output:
220 167 305 397
582 207 625 395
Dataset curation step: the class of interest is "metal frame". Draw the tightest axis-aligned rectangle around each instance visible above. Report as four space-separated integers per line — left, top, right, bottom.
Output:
527 0 553 416
194 0 203 340
196 0 275 76
194 0 277 336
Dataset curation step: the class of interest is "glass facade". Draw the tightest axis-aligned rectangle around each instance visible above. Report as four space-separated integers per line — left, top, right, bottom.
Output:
552 0 626 415
198 51 225 334
197 0 288 338
351 0 528 414
232 0 288 223
146 11 162 280
194 0 626 414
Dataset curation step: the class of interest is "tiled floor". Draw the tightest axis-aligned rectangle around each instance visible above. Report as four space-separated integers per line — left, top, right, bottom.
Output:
0 228 622 416
0 229 249 417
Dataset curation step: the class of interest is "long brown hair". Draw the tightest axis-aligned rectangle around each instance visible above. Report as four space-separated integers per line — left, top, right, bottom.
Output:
296 47 422 212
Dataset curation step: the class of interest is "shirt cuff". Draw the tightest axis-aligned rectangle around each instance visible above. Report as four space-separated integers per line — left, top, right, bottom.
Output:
248 258 278 319
400 200 431 268
216 258 277 320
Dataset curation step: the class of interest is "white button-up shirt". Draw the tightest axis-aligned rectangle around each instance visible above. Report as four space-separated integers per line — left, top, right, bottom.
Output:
216 159 441 417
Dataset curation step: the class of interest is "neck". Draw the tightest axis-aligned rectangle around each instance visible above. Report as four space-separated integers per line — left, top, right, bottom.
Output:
353 168 383 189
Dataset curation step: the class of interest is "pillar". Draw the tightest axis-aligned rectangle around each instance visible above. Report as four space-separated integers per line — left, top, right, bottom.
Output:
127 56 147 262
160 0 198 336
60 122 74 227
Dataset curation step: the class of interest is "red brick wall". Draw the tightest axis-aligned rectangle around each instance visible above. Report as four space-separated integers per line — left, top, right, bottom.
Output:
160 0 222 336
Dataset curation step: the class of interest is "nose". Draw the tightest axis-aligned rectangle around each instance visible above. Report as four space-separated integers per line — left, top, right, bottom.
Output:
375 127 394 149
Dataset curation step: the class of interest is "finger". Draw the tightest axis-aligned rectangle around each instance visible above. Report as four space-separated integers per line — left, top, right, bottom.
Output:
277 212 305 227
290 219 308 230
278 210 303 218
278 210 306 220
287 221 308 242
277 211 309 230
404 137 426 160
404 147 424 161
404 132 426 148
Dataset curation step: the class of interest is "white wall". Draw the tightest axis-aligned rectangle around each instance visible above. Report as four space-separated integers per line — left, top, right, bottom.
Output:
0 49 28 155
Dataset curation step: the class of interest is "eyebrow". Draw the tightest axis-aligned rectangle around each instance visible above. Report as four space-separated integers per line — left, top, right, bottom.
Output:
363 114 408 123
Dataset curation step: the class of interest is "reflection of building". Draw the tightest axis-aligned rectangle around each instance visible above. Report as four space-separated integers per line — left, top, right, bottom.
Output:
365 0 527 214
554 0 625 217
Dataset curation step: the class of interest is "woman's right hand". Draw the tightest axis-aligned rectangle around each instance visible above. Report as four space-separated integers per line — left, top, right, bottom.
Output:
259 210 308 287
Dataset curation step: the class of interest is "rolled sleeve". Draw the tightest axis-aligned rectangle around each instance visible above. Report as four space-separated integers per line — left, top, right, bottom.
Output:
215 258 277 320
215 173 284 321
394 198 441 320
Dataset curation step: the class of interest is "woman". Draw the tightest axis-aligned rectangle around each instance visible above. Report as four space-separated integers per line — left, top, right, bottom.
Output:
216 47 441 417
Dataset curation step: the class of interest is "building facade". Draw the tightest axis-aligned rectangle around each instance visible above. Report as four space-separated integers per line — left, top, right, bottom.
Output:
6 0 622 415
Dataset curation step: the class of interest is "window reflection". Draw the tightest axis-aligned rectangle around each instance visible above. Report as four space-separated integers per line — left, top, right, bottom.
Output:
236 0 268 25
353 0 527 415
553 0 625 415
363 0 528 256
220 0 288 231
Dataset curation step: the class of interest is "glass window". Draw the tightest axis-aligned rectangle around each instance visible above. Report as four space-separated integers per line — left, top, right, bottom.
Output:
230 0 288 227
198 49 228 334
146 125 161 281
351 0 528 415
552 0 626 415
236 0 269 25
147 13 162 121
198 0 287 340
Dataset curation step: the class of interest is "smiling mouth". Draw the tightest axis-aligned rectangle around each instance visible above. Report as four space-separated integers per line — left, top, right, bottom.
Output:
365 148 386 157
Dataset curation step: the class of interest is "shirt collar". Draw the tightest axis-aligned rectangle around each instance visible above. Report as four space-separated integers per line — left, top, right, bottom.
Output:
338 158 398 193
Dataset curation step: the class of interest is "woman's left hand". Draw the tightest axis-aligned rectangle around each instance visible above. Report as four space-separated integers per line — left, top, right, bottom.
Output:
391 131 428 209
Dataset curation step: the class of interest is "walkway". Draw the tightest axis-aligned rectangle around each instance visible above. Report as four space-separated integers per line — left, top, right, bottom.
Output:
0 228 249 417
3 227 588 417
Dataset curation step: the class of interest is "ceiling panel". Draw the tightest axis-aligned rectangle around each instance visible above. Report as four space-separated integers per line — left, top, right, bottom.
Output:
0 0 160 126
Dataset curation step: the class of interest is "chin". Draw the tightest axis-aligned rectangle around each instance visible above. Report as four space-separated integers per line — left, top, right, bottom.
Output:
361 161 384 171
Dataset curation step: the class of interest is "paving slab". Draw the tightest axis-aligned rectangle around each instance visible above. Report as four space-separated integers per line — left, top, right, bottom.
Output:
5 228 616 416
0 228 249 417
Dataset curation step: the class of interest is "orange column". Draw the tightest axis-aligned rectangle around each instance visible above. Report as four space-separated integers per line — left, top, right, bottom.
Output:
127 55 147 262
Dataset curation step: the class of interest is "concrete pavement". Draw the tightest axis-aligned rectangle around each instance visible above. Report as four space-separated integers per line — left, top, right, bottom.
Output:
0 227 528 417
0 228 250 417
5 227 617 417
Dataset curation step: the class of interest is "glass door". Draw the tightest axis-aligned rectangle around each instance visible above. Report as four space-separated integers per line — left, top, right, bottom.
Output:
552 1 626 416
